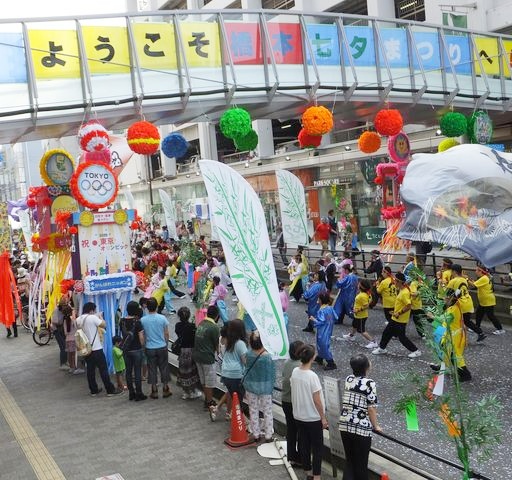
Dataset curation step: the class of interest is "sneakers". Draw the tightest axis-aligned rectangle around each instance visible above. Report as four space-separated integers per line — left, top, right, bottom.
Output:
476 333 487 342
135 393 148 401
324 362 337 371
90 388 103 397
302 327 314 333
72 368 85 375
365 341 379 349
163 386 172 398
209 405 217 422
181 393 191 400
107 388 124 397
190 390 203 400
150 390 159 399
407 350 422 358
342 333 355 341
372 347 387 355
492 329 506 335
59 364 70 371
429 363 441 372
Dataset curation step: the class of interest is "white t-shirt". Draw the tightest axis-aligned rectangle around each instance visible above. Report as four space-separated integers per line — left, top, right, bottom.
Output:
291 367 324 422
76 314 103 351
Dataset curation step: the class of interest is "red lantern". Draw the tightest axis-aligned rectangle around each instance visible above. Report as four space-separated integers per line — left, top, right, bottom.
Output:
127 121 160 155
298 128 322 148
374 109 403 137
69 226 78 235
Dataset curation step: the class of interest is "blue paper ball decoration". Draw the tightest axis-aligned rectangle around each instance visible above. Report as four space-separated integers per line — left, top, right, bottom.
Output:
161 133 189 159
219 108 252 139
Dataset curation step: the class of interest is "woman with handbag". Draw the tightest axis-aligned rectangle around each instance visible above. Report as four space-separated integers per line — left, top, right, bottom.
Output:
175 306 202 400
244 331 276 443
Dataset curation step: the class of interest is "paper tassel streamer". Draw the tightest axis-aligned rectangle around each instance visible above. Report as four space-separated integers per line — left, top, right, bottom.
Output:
405 400 419 431
0 252 22 329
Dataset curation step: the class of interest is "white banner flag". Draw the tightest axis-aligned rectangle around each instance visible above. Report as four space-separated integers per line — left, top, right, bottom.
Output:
123 190 135 210
200 160 288 358
276 169 309 246
158 189 178 240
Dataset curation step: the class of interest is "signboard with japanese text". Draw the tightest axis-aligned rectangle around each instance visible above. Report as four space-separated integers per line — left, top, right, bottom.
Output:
73 210 133 278
0 20 510 84
0 203 12 253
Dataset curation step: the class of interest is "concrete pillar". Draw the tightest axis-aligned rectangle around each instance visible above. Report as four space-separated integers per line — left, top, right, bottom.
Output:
320 132 332 148
367 0 396 19
252 119 274 157
198 122 218 161
187 0 204 9
241 0 261 8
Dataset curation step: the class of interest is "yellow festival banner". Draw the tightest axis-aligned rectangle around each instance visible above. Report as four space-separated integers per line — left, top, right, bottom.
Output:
82 26 131 74
132 23 177 70
179 22 221 67
28 30 81 79
474 37 500 76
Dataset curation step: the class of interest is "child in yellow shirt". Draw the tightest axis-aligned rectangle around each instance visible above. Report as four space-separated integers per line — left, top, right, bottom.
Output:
470 265 504 335
376 266 397 324
343 280 378 349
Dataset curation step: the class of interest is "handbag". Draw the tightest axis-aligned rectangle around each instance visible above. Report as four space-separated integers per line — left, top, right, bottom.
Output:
171 337 182 356
75 315 98 357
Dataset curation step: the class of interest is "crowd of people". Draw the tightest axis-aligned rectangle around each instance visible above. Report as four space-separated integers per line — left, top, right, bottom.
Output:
4 222 509 480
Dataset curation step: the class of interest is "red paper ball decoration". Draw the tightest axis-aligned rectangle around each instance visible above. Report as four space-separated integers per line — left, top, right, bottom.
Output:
298 128 322 149
302 106 334 136
78 121 109 152
127 121 160 155
358 131 381 154
27 198 36 208
374 109 403 137
374 176 383 185
42 197 52 207
69 226 78 235
130 221 139 230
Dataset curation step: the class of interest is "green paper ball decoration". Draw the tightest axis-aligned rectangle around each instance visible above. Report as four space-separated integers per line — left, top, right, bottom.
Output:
234 129 258 151
467 110 493 144
440 112 467 138
219 108 252 140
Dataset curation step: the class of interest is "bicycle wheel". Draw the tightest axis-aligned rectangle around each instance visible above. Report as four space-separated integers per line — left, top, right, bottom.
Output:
33 327 52 346
20 306 30 331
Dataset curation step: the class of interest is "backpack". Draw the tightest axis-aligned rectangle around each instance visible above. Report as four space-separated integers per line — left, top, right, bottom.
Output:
119 318 135 352
75 315 97 357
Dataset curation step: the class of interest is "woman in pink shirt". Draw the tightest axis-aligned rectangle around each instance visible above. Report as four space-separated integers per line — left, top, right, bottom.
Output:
279 282 290 332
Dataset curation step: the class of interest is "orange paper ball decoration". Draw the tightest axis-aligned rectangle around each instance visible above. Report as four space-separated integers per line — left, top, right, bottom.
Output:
302 106 334 136
358 131 381 154
127 121 160 155
374 109 403 137
298 128 322 148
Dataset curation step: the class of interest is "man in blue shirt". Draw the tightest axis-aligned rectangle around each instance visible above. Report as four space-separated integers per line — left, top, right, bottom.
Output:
141 297 171 399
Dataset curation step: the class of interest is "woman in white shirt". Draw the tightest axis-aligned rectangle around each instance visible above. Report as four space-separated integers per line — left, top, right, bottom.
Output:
291 344 328 480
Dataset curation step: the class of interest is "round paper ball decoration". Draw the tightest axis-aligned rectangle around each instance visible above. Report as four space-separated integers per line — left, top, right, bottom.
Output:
161 133 189 159
302 106 333 136
438 138 460 152
467 110 493 144
234 129 258 151
68 226 78 235
78 121 109 152
374 109 403 136
440 112 467 138
219 108 252 140
298 128 322 148
127 121 160 155
83 149 111 165
358 131 381 154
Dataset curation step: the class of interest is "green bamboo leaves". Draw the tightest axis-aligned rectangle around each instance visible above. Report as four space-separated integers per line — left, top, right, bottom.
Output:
200 160 288 357
276 169 309 246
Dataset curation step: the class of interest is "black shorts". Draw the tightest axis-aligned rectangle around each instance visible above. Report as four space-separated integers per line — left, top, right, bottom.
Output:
352 317 367 333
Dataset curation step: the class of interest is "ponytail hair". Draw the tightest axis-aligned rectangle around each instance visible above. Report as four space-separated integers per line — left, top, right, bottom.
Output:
298 344 316 364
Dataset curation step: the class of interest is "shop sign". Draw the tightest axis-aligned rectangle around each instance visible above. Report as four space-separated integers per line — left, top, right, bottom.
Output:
313 177 355 187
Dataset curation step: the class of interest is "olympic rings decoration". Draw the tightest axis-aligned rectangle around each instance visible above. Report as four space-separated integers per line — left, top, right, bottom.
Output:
70 161 118 209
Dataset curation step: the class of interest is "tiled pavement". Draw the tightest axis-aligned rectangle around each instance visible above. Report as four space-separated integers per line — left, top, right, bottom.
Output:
0 331 331 480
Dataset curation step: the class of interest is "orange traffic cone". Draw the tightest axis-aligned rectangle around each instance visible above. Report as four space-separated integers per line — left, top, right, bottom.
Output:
381 473 389 480
224 392 256 448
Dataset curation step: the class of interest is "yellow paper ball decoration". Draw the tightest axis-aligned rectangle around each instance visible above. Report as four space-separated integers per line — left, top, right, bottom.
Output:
438 138 460 153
